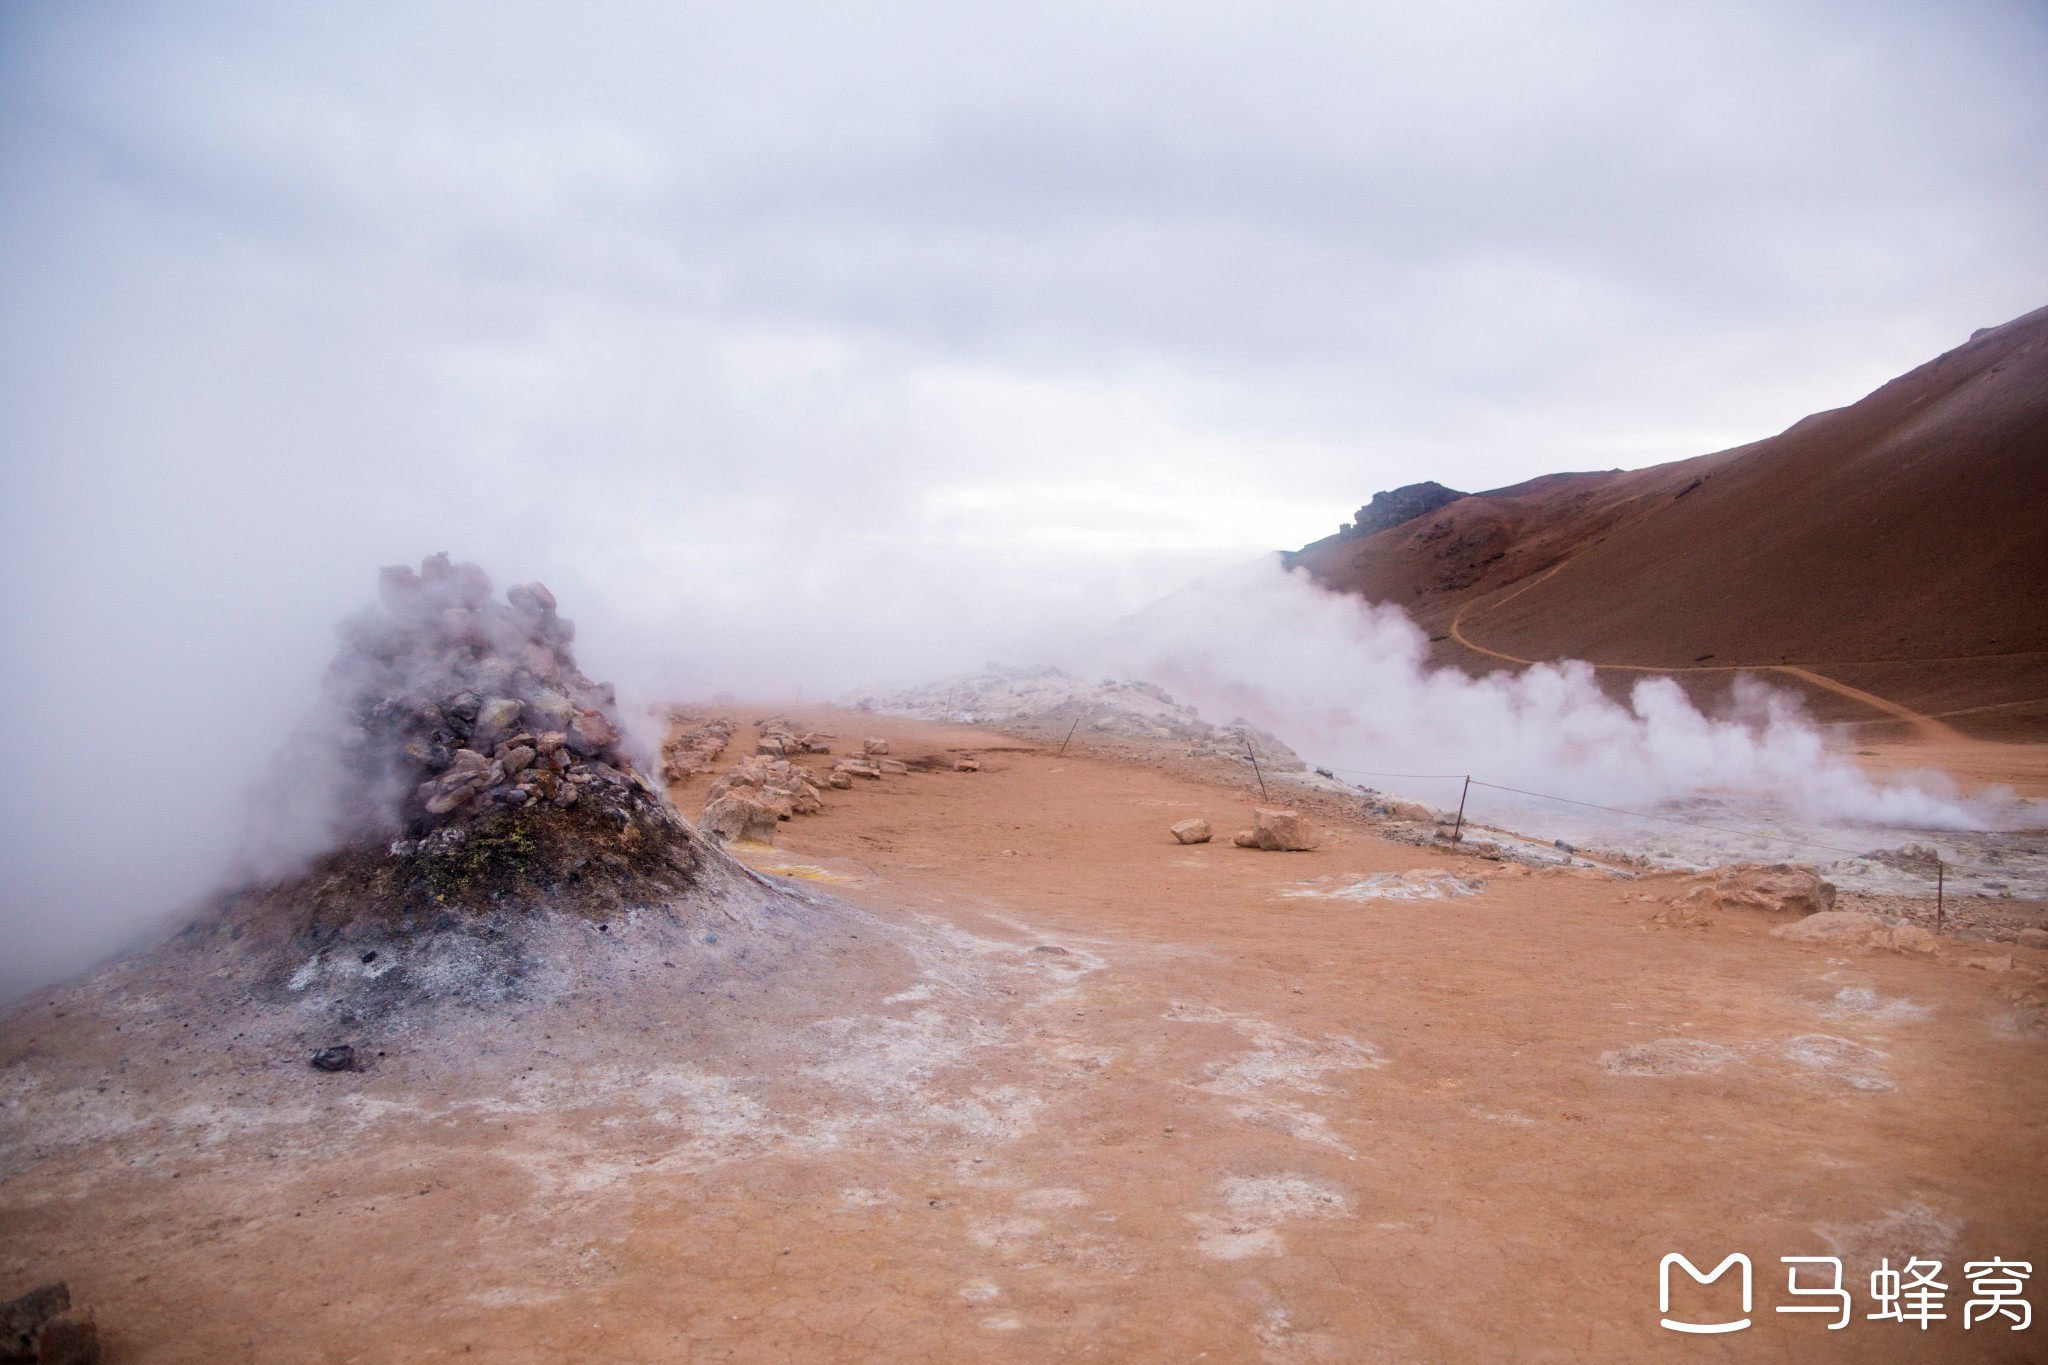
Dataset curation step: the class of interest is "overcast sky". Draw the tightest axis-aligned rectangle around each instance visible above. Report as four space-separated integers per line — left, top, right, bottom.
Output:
2 0 2045 991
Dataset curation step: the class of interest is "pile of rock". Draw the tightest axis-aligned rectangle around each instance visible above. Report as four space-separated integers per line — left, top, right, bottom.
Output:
661 714 736 782
701 756 827 844
334 553 651 832
753 717 834 757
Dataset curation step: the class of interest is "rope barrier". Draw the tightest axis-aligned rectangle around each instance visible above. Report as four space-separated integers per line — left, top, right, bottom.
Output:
1320 765 1997 887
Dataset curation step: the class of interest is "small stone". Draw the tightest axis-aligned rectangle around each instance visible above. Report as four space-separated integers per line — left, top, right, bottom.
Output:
953 758 980 772
828 771 855 790
1232 829 1257 848
1169 818 1212 845
2017 927 2048 951
863 738 891 756
879 759 908 774
310 1045 357 1073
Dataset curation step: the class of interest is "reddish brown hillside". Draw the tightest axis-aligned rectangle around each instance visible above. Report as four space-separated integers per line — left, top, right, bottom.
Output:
1288 305 2048 738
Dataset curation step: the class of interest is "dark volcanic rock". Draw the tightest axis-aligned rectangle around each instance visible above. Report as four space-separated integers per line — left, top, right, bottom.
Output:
1340 481 1466 539
1 1281 99 1365
309 1045 358 1072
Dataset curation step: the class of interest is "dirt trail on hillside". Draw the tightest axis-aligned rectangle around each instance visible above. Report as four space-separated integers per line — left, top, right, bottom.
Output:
1451 587 1975 748
3 710 2045 1362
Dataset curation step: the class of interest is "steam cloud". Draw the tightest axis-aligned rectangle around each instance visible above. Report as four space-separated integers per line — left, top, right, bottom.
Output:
1103 558 2005 831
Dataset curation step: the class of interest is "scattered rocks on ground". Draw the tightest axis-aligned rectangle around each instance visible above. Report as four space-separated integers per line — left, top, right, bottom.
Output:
1 1281 99 1365
1170 818 1213 845
660 714 735 781
847 665 1307 770
700 752 830 843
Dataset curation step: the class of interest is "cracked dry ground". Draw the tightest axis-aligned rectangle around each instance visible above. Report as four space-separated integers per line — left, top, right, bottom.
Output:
4 710 2047 1362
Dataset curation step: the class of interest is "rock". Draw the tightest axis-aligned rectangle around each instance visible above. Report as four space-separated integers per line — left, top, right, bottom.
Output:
879 759 908 775
863 738 890 756
1674 864 1836 918
1653 900 1711 930
1232 829 1257 848
1250 807 1315 852
523 691 578 734
1342 481 1467 539
953 758 980 772
420 750 500 815
506 581 557 615
700 793 780 844
827 771 854 790
535 730 567 756
1770 911 1879 947
1170 818 1212 845
402 738 454 771
519 642 562 685
35 1314 99 1365
500 745 537 778
1770 911 1938 954
2018 927 2048 951
567 709 617 757
1 1281 98 1365
756 737 787 757
310 1045 357 1072
1890 924 1940 954
1382 801 1436 824
472 696 524 740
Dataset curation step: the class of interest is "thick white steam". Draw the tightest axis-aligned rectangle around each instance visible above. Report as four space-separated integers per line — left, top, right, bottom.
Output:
1105 558 2002 831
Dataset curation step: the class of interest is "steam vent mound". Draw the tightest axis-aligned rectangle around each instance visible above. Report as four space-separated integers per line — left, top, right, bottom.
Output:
183 554 810 1021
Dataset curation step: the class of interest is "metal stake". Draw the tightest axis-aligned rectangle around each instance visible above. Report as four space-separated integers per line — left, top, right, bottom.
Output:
1244 735 1268 802
1452 775 1471 845
1057 716 1080 758
1936 858 1944 935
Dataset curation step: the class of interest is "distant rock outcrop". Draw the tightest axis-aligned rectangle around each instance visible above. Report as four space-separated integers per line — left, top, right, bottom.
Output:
1337 481 1466 539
